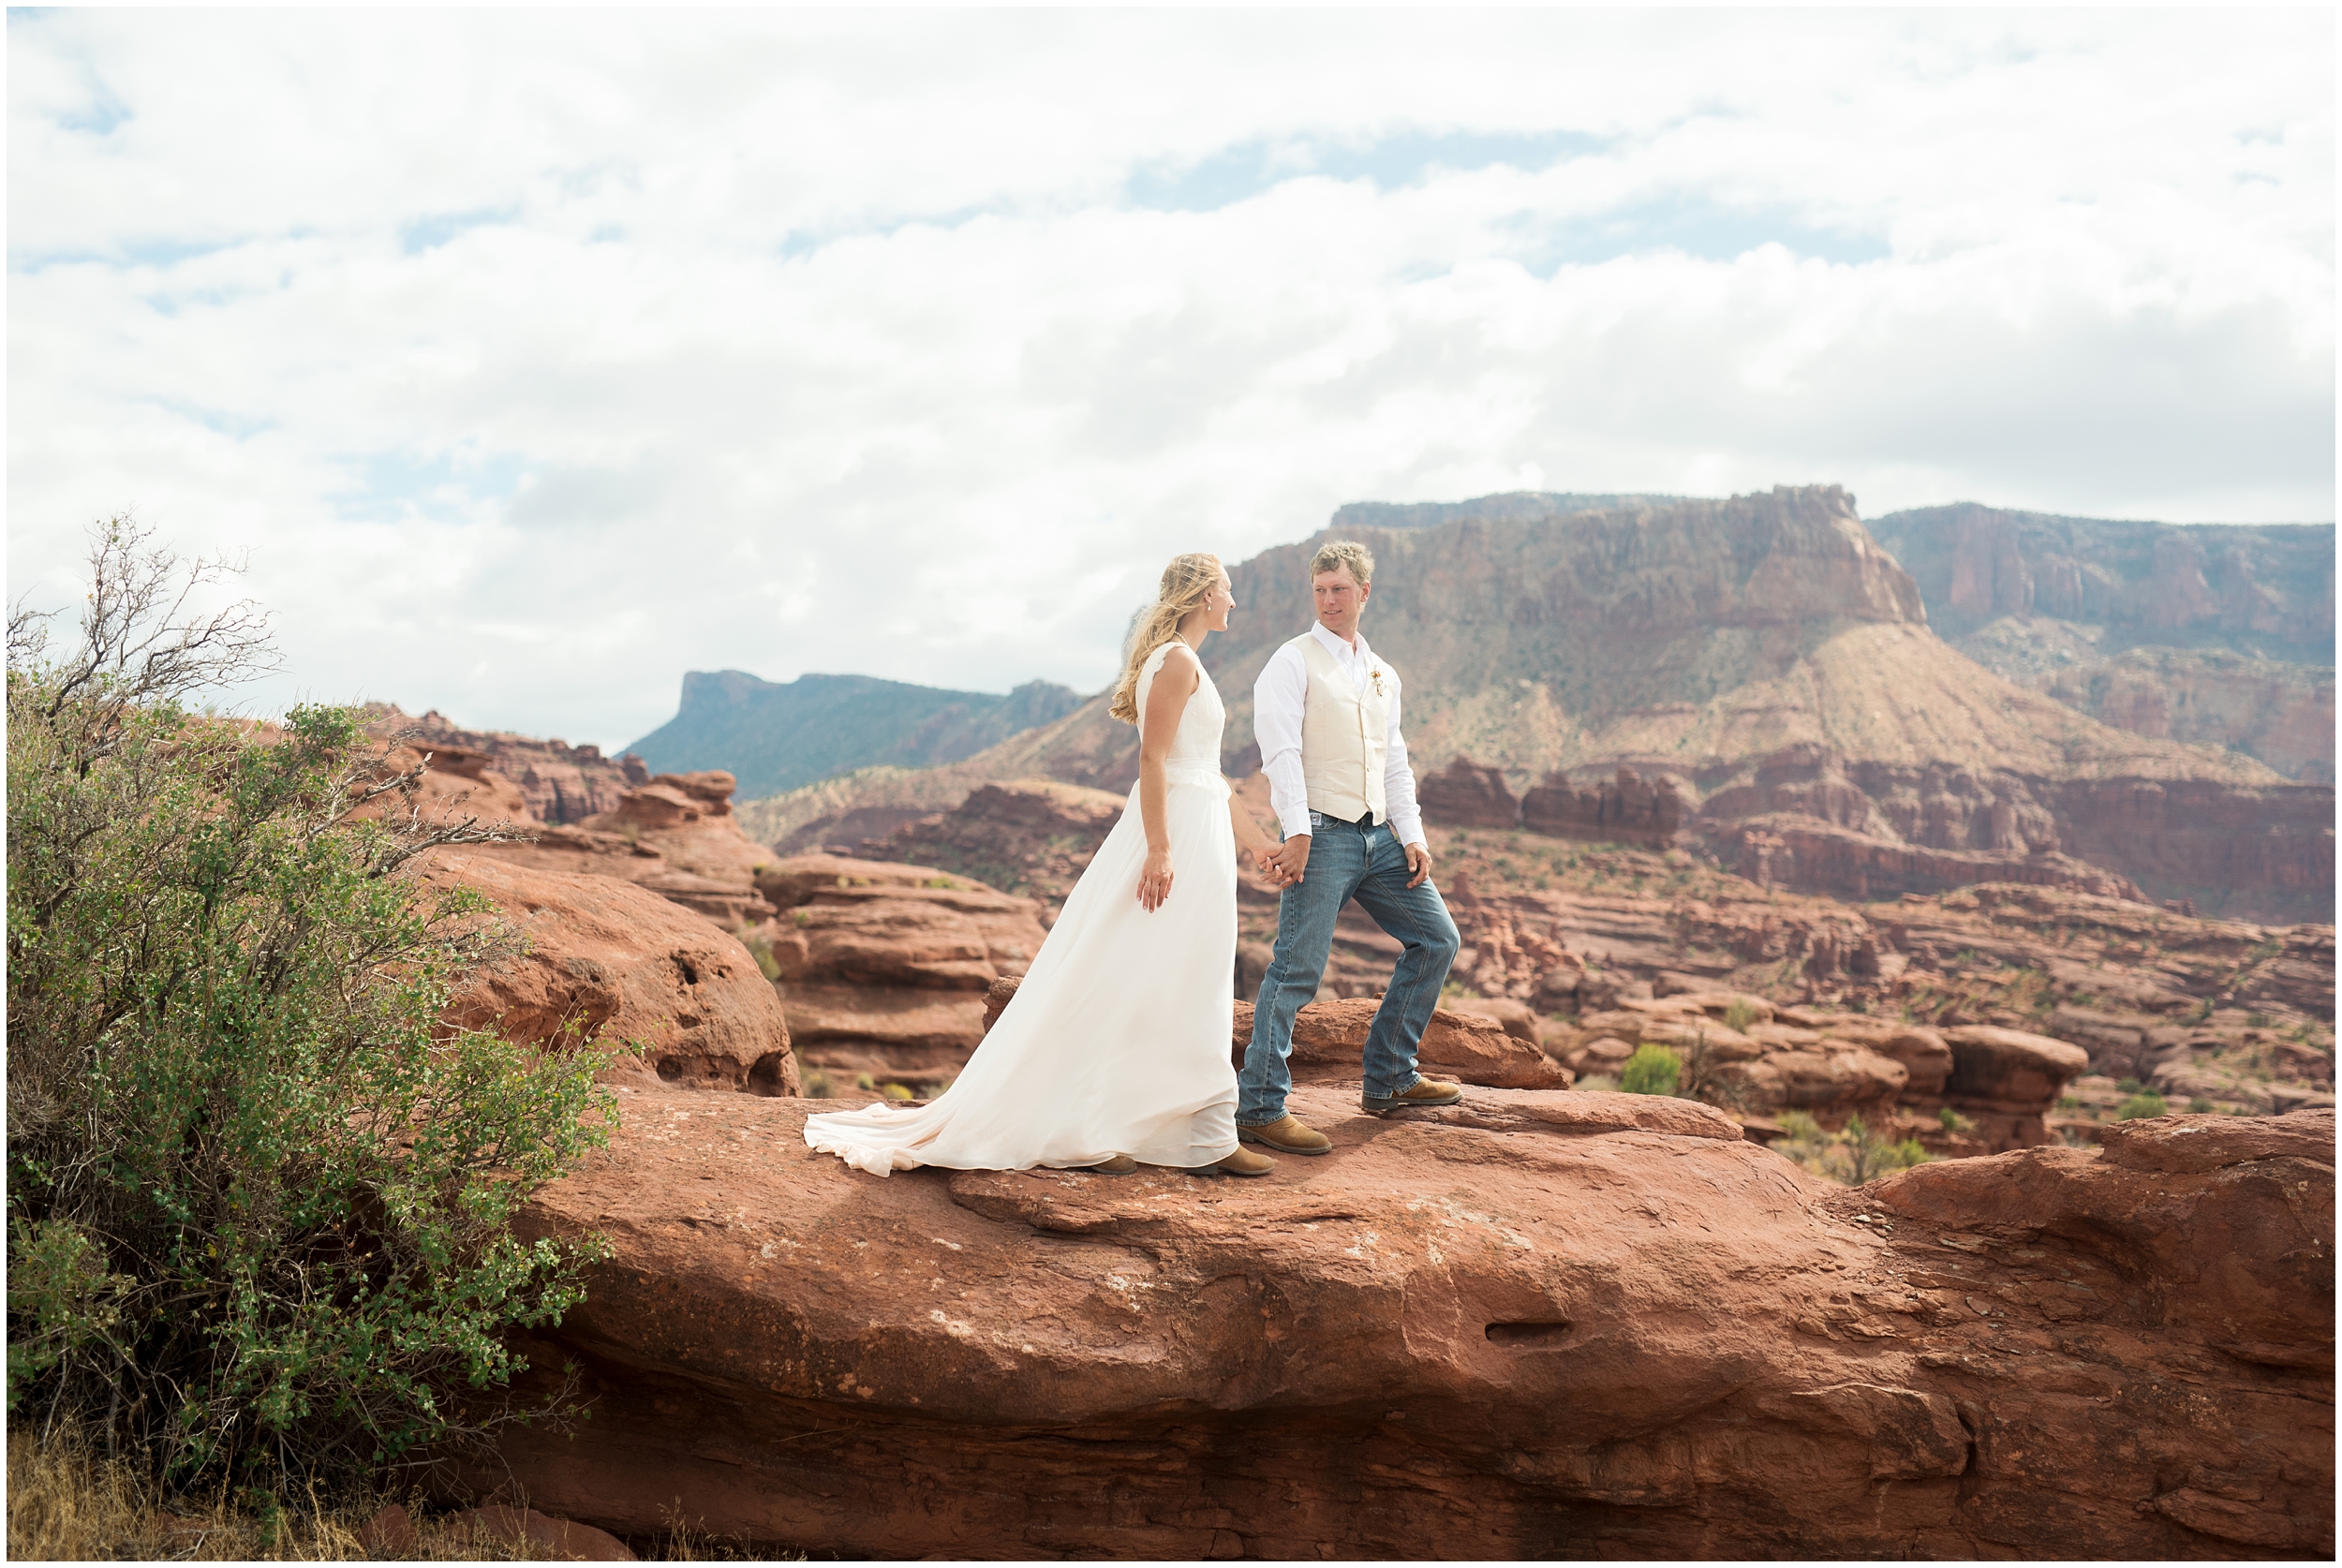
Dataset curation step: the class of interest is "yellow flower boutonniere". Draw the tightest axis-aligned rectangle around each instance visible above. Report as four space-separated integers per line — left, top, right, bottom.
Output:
1371 667 1386 696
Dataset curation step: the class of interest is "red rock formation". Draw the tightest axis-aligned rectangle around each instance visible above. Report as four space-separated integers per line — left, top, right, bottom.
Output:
1712 814 2147 903
437 1505 635 1561
465 770 779 929
2053 775 2335 925
1520 766 1691 845
348 741 538 831
863 779 1130 909
763 854 1049 1086
366 703 646 824
484 1095 2334 1558
1228 996 1569 1090
2040 649 2335 784
1416 756 1519 828
425 851 797 1095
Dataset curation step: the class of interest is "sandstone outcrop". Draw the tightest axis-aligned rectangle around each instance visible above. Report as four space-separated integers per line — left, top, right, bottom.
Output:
459 769 779 929
2039 647 2335 784
482 1094 2334 1558
761 854 1050 1087
1233 996 1569 1090
367 703 647 824
1712 815 2147 904
1414 757 1518 828
425 851 797 1095
863 779 1129 909
1868 502 2334 670
1522 766 1691 846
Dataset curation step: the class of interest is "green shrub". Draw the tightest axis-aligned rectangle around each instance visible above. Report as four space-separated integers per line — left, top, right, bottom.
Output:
7 525 614 1490
2116 1076 2144 1095
2188 1098 2214 1114
1620 1044 1681 1096
2117 1092 2169 1120
1771 1113 1930 1186
735 925 782 983
1723 999 1760 1033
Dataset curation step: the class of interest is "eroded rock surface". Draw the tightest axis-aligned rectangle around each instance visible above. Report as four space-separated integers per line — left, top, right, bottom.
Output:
763 853 1051 1087
428 851 797 1095
485 1097 2334 1559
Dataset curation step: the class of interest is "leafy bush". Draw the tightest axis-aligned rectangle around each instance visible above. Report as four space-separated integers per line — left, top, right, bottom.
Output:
1722 998 1760 1033
1620 1044 1681 1096
2117 1091 2169 1120
1773 1113 1930 1186
7 524 615 1490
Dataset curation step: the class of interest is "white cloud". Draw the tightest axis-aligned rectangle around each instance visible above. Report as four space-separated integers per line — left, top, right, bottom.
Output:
7 7 2331 752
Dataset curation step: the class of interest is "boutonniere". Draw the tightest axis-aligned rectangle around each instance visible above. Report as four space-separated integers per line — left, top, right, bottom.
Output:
1371 668 1386 696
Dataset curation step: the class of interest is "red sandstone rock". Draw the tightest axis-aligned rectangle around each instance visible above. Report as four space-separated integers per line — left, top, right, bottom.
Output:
441 1503 635 1561
1713 813 2148 904
1943 1024 2091 1107
1521 766 1691 846
2041 648 2335 785
426 851 798 1095
485 1091 2333 1558
359 1503 419 1556
1726 1047 1907 1118
1438 993 1544 1047
764 855 1050 1087
582 771 771 888
348 742 538 831
1244 997 1571 1090
1416 756 1519 828
368 703 645 824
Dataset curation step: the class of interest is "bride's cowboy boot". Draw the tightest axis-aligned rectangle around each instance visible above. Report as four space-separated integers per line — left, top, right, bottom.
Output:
1362 1077 1463 1116
1085 1155 1139 1176
1238 1114 1333 1156
1198 1146 1275 1178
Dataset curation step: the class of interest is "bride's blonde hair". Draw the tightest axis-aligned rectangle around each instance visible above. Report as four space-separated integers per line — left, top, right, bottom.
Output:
1108 553 1223 725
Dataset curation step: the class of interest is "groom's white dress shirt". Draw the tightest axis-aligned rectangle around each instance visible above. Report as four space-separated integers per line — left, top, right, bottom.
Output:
1254 622 1426 850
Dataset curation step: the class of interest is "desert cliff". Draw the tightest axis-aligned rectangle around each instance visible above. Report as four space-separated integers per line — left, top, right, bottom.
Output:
741 487 2330 922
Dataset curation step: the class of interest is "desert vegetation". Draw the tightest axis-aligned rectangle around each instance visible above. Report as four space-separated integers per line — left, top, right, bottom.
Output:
7 524 619 1551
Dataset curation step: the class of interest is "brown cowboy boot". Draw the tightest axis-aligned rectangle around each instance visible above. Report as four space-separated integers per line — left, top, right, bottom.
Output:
1362 1077 1463 1116
1199 1146 1276 1178
1238 1114 1333 1156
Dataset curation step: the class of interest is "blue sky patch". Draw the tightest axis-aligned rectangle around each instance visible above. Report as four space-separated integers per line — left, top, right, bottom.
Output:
336 448 528 521
398 207 517 256
1126 126 1608 212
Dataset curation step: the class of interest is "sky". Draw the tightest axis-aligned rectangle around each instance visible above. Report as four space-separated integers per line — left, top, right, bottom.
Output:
7 7 2333 753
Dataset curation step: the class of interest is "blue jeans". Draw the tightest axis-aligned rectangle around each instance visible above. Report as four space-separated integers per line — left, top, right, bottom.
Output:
1238 812 1460 1124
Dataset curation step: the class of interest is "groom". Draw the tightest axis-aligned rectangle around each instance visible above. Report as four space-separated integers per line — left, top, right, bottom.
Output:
1238 540 1462 1157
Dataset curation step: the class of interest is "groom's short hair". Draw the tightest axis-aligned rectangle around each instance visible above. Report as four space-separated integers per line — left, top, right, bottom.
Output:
1310 540 1374 584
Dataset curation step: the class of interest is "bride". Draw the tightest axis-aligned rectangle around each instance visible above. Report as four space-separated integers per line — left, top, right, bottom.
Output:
804 553 1288 1179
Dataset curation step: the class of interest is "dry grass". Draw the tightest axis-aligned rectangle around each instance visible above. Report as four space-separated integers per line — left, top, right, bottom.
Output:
7 1423 788 1561
5 1423 551 1561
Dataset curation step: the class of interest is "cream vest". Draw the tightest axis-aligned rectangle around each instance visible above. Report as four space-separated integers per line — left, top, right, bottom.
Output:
1294 631 1390 824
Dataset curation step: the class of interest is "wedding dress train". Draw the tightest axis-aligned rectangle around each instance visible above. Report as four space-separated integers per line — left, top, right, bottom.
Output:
804 642 1238 1175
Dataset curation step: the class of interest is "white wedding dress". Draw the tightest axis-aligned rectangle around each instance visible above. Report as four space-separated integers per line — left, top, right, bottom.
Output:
804 642 1239 1175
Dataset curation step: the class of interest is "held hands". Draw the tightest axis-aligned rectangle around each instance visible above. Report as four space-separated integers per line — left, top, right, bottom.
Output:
1137 846 1175 911
1267 834 1312 885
